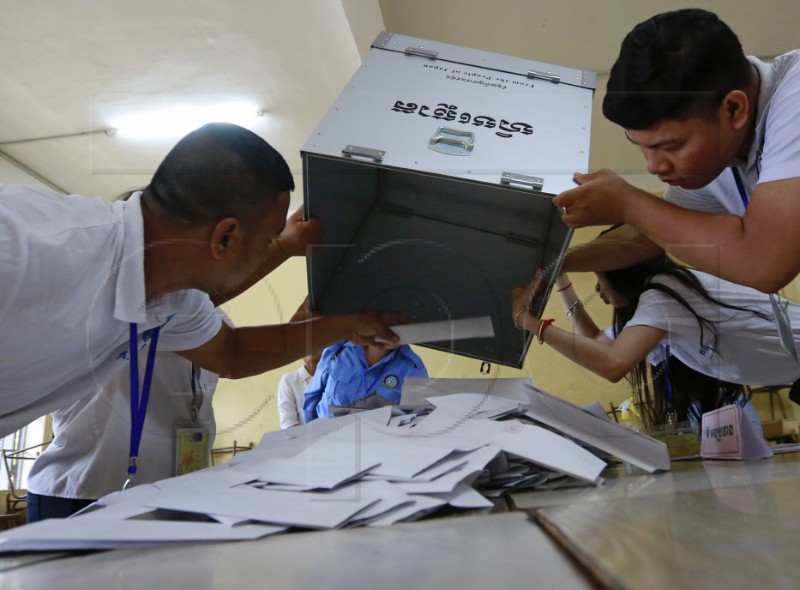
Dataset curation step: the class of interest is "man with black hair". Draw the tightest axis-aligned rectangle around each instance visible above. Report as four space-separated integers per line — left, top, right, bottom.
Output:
0 122 401 437
554 8 800 294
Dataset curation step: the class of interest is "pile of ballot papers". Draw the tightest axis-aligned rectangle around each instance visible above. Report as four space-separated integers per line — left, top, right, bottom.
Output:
0 380 670 552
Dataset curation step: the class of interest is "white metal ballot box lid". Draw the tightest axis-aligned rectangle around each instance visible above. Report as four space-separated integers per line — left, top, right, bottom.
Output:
302 32 594 368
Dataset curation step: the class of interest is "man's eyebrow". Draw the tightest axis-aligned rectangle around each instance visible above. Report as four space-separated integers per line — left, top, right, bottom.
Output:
624 130 678 149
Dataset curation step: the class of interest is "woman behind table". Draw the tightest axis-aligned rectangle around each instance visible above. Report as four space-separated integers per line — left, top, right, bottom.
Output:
512 235 800 429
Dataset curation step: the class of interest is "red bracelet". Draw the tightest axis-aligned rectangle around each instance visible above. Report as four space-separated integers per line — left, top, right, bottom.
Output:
538 318 555 344
556 282 572 293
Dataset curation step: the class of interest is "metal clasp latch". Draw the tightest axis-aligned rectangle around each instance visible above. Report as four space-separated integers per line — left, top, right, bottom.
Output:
428 127 475 156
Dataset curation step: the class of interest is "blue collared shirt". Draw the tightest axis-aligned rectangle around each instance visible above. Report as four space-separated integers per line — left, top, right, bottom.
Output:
302 342 428 421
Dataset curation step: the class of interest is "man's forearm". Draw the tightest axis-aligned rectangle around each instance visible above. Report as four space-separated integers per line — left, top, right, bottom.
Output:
562 224 663 273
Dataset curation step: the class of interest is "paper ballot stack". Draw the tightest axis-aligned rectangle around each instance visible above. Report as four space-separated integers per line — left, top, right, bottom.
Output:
0 380 669 552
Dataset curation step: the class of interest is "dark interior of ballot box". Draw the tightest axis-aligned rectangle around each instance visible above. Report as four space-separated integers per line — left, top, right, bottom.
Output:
304 155 571 368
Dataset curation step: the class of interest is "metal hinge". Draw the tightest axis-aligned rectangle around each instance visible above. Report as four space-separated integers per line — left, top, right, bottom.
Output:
500 172 544 192
405 46 439 60
342 145 385 163
527 69 561 84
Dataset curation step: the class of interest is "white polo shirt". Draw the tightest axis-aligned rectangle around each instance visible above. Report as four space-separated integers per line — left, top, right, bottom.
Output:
277 365 312 429
625 270 800 385
0 186 221 436
27 352 220 499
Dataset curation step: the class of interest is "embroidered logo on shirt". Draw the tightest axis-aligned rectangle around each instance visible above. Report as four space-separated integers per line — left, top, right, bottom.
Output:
382 375 399 389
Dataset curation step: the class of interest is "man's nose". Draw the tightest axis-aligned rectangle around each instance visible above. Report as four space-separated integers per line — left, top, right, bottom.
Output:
644 150 669 175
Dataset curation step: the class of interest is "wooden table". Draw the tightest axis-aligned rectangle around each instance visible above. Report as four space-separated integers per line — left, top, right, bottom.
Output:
513 452 800 590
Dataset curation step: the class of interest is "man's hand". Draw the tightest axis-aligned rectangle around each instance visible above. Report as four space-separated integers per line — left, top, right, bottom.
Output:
276 208 324 257
351 311 405 348
511 269 544 332
290 296 315 322
553 169 652 228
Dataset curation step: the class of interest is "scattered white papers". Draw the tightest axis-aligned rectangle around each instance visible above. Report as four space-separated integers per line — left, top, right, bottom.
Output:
0 378 677 553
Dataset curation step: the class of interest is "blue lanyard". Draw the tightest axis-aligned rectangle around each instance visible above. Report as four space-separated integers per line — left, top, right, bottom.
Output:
731 167 749 208
125 322 161 488
189 363 202 422
731 132 765 209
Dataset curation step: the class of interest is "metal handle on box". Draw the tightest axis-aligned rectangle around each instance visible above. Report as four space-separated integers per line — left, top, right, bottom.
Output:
500 172 544 192
428 127 475 155
342 145 385 163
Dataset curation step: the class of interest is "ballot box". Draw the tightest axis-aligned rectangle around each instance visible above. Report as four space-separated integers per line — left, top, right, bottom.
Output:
302 32 594 368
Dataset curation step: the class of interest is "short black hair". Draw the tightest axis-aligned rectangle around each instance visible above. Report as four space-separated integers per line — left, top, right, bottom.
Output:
143 122 294 224
603 8 752 129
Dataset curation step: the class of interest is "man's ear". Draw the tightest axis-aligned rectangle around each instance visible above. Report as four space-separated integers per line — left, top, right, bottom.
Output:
209 217 241 260
721 90 750 130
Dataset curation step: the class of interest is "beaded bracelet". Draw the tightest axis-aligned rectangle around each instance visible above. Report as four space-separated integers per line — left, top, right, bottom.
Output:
537 318 555 344
565 299 583 319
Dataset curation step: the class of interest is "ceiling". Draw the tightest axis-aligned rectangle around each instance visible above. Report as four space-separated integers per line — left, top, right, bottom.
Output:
2 0 798 209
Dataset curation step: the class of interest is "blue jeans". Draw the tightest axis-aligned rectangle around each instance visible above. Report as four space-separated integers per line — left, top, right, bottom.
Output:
26 492 96 523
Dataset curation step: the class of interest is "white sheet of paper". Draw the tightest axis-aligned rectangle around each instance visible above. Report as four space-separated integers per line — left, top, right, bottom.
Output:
150 465 259 495
427 482 495 509
366 495 446 527
368 496 447 527
147 483 381 530
233 454 379 490
401 408 494 452
377 316 494 345
401 377 534 406
0 502 284 551
464 420 606 484
395 445 500 494
523 384 671 473
427 393 522 420
339 481 417 526
319 423 465 480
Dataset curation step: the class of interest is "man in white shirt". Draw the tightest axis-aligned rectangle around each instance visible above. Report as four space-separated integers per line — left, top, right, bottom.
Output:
553 9 800 293
0 122 402 438
276 352 320 429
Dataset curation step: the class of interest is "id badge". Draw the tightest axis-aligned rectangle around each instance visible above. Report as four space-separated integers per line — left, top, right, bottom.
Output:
173 420 211 476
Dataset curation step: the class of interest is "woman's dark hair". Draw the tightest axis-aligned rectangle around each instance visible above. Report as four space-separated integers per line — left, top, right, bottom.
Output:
635 353 750 429
600 225 761 427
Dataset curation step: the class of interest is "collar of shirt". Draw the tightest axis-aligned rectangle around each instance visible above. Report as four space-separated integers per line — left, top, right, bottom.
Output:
113 191 154 325
741 55 776 173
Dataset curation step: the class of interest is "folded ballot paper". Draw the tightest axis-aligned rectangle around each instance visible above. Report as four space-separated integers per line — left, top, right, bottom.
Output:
377 316 495 345
0 379 668 552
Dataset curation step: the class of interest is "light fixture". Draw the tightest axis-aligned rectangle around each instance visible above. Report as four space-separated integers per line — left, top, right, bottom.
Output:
111 101 263 139
0 128 115 147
